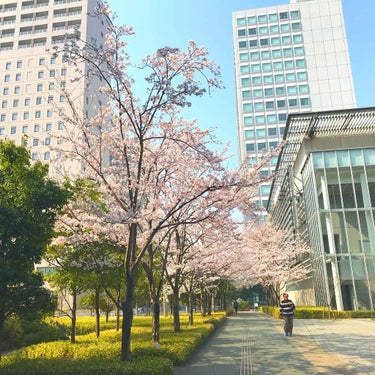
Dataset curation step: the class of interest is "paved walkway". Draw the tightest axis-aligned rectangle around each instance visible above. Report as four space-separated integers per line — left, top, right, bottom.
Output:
173 311 375 375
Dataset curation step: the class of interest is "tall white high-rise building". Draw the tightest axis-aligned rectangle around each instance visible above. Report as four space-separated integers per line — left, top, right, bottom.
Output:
233 0 356 215
0 0 106 176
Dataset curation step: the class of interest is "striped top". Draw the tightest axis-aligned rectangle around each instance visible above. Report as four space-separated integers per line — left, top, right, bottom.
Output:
280 299 295 316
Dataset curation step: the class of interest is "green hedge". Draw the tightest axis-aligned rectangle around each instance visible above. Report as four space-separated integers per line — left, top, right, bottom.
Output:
260 306 375 319
0 312 227 374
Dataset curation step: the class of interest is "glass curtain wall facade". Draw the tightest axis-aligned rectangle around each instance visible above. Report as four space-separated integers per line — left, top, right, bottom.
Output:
233 0 356 217
303 149 375 310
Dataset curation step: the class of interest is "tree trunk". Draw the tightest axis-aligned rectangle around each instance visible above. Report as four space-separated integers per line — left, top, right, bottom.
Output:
188 293 194 326
200 287 206 317
95 287 100 338
71 291 77 343
121 279 134 361
151 297 160 345
172 286 181 332
116 305 120 331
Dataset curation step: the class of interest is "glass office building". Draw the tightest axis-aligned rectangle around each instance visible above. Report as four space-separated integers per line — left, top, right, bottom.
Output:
232 0 356 216
268 108 375 310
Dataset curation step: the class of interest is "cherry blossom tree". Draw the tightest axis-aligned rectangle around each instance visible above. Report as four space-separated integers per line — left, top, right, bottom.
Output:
235 222 311 305
49 2 276 361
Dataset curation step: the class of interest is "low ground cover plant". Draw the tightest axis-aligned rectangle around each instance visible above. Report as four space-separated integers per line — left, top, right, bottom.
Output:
0 312 227 375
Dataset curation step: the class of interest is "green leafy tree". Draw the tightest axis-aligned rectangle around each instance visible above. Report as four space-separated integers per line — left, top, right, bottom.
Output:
0 140 69 354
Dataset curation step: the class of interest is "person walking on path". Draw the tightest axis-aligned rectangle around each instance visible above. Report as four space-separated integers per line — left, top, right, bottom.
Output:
233 299 239 314
280 292 295 336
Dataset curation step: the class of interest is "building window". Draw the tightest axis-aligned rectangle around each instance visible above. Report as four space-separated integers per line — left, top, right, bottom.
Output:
297 71 307 80
296 59 306 68
263 75 273 84
10 127 16 134
279 12 288 20
33 138 39 146
50 57 56 64
36 97 42 105
270 25 279 33
282 36 291 44
253 89 262 98
32 153 38 160
3 88 9 95
241 78 251 86
44 152 50 160
271 37 280 46
247 16 256 24
258 15 267 23
255 115 265 124
5 62 11 70
243 103 253 112
35 110 41 118
45 137 51 145
261 50 270 59
292 22 301 31
12 113 17 120
259 26 268 35
242 90 251 99
254 102 264 111
37 84 43 91
17 61 22 68
278 114 287 122
0 115 6 122
260 38 269 46
268 13 278 22
1 101 7 109
23 112 29 120
293 34 303 43
251 64 260 72
267 114 276 123
286 73 296 82
240 53 249 61
287 86 297 94
39 58 45 65
276 87 285 95
34 124 40 132
0 128 5 135
257 142 267 151
262 62 271 71
58 122 64 130
250 52 260 60
288 98 298 107
290 10 300 19
272 49 282 58
273 61 283 70
38 71 44 78
61 68 67 76
239 41 247 48
264 88 273 96
14 86 20 94
277 100 286 108
244 116 253 125
240 65 250 74
238 29 246 37
252 76 262 85
46 123 52 131
4 75 10 82
294 46 304 55
298 84 309 93
15 73 21 81
280 24 290 32
237 18 246 26
268 128 277 136
49 70 56 77
22 125 28 133
275 74 284 83
283 48 293 57
245 129 254 139
246 143 255 152
47 109 53 117
256 129 266 137
265 101 274 109
49 83 54 90
300 98 310 106
249 40 258 48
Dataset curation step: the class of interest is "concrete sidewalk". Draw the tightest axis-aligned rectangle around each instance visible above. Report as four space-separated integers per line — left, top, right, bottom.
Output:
173 311 375 375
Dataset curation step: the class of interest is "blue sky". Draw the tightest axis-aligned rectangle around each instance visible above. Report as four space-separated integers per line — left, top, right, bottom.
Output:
109 0 375 168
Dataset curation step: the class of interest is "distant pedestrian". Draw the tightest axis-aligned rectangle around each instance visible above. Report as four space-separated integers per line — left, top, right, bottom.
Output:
233 300 239 314
279 293 295 336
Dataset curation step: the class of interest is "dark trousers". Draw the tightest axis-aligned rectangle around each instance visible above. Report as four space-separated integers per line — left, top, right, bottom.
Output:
283 315 294 334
